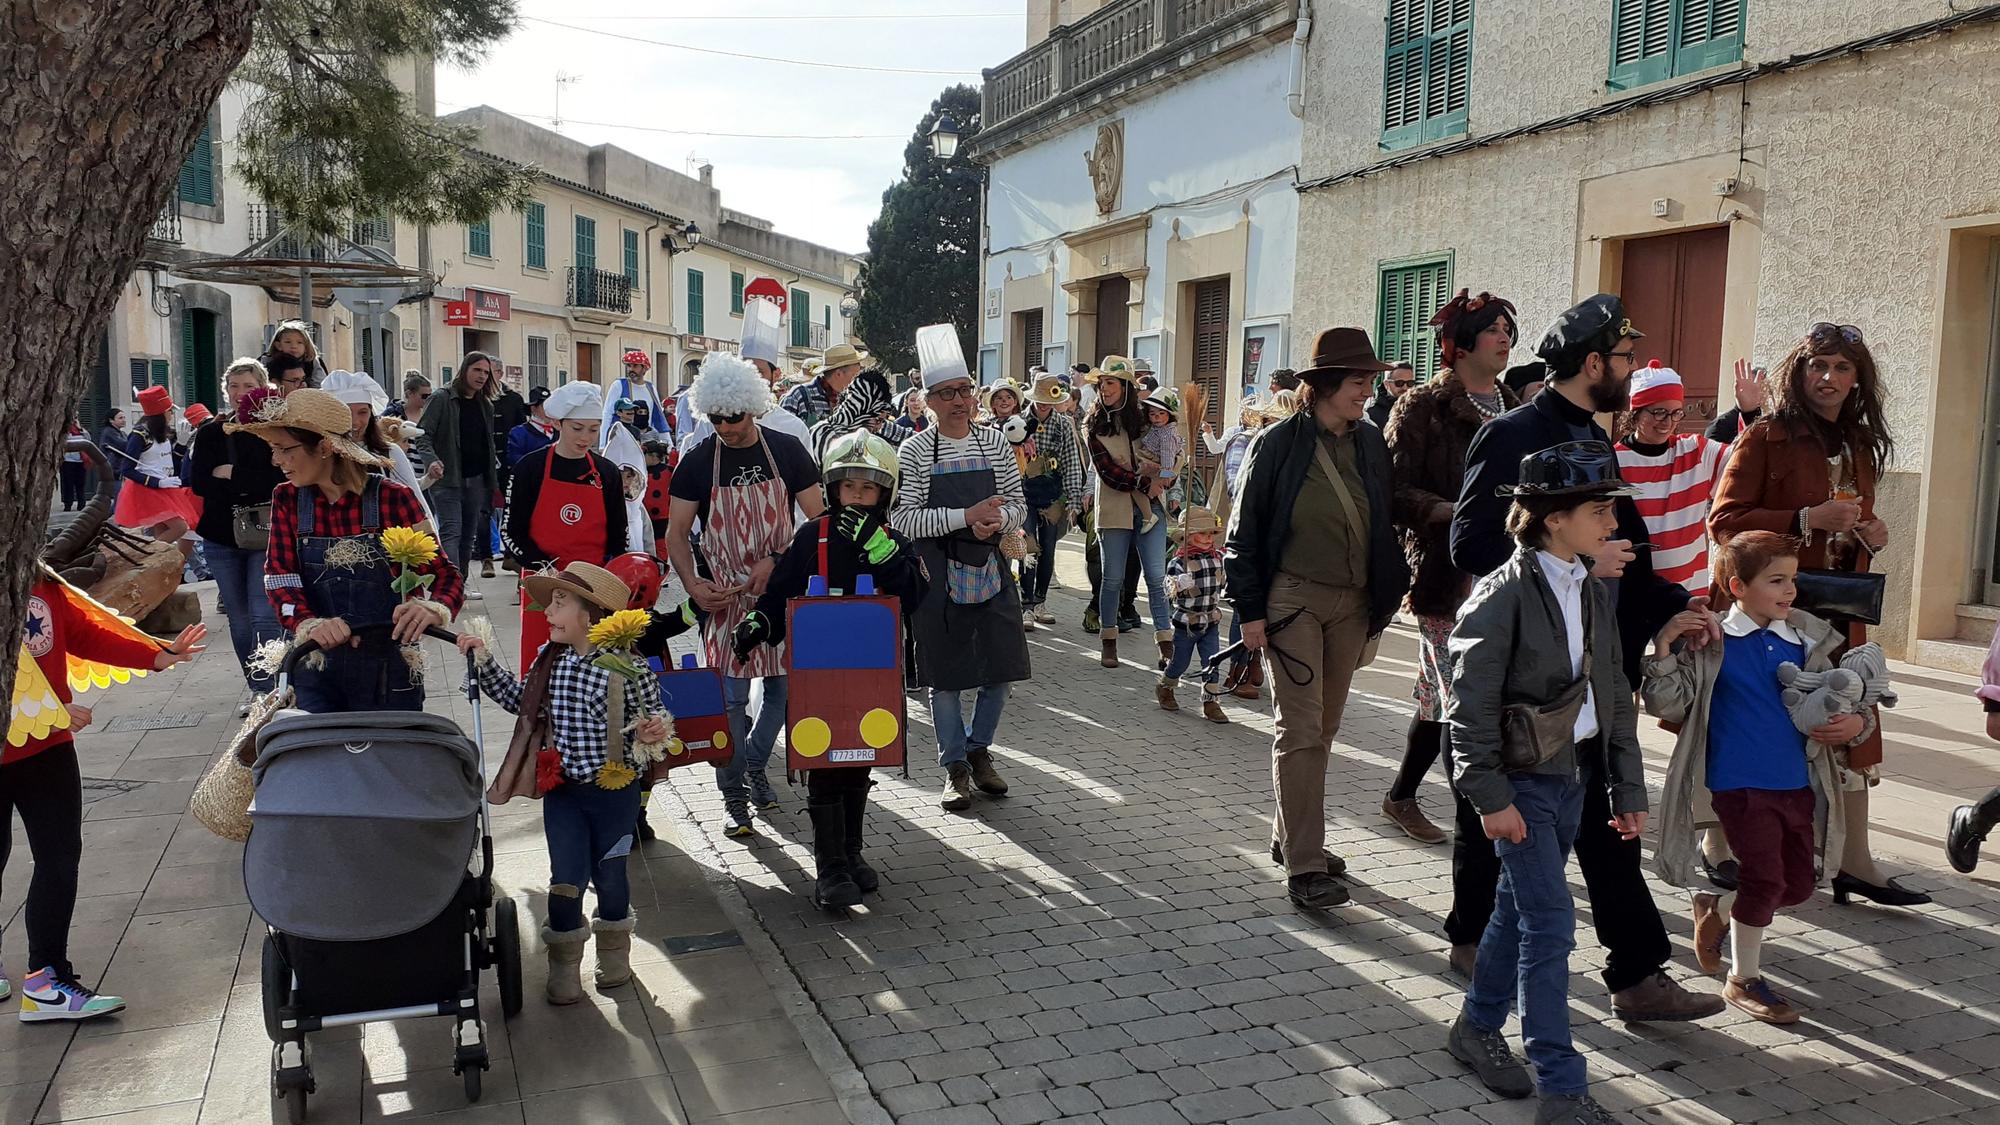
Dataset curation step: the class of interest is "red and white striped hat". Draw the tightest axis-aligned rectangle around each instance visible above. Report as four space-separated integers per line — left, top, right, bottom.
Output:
1628 360 1684 409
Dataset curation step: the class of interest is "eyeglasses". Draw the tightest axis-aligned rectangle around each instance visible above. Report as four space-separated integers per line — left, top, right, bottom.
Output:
928 384 976 402
1639 407 1686 423
410 391 431 401
707 412 747 425
279 374 307 387
1603 349 1638 365
1809 322 1865 346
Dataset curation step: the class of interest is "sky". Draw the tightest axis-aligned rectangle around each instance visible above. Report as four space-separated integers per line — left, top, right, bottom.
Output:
434 1 1022 254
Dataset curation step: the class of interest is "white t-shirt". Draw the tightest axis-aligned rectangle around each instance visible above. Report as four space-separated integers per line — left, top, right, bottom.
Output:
1536 549 1599 744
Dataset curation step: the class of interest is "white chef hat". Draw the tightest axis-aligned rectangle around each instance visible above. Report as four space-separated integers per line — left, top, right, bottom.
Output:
742 299 783 365
545 380 605 421
321 369 390 415
916 324 970 389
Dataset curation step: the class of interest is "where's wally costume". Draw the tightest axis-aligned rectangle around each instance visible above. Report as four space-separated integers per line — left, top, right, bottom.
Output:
114 386 202 530
1614 362 1729 595
601 349 672 444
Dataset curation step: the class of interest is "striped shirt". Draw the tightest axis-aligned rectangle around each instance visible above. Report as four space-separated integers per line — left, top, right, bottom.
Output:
1615 432 1728 594
890 425 1026 542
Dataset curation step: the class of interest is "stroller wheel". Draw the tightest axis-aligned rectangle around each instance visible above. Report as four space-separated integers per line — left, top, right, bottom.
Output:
261 935 291 1042
494 898 524 1018
462 1067 482 1102
283 1087 308 1124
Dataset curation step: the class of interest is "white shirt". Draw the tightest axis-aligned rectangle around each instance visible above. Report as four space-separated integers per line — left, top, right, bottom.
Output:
1536 549 1599 743
675 406 813 461
1719 604 1803 644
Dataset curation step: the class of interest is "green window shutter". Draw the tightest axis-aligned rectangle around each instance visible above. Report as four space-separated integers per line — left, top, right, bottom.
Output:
525 202 547 269
731 271 745 315
468 219 492 258
1381 0 1425 150
151 359 171 389
1383 0 1472 151
575 215 596 274
179 315 197 403
177 117 216 206
129 358 149 396
1375 255 1453 384
1609 0 1674 90
1674 0 1743 75
687 269 705 336
790 289 810 347
622 229 640 287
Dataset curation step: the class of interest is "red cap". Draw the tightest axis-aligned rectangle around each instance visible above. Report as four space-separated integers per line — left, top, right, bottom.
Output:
182 403 213 427
137 385 174 417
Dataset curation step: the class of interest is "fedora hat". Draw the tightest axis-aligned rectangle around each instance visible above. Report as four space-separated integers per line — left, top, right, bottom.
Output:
1296 328 1392 386
522 561 634 619
227 388 389 467
1027 373 1068 406
822 343 870 370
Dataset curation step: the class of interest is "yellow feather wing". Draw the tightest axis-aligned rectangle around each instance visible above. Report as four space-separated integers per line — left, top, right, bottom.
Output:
9 643 71 748
46 571 154 693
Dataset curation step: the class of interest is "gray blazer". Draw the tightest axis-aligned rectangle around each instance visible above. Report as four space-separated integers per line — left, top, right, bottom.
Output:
1445 545 1645 818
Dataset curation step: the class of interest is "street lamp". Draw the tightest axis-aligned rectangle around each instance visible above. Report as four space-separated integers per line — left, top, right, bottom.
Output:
839 293 859 319
928 115 962 162
683 221 702 247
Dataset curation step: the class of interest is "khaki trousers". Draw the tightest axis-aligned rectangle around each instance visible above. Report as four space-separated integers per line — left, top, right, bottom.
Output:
1264 573 1371 876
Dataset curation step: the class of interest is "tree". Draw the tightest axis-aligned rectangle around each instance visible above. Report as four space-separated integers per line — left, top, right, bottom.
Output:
0 1 532 707
854 85 981 377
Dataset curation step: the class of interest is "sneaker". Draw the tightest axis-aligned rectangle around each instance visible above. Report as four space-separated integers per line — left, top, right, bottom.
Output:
1117 612 1141 633
941 762 976 811
1287 872 1349 909
1081 608 1101 634
749 774 780 811
1032 607 1056 625
0 965 9 1003
1610 969 1724 1022
721 801 755 838
236 701 253 718
18 966 124 1023
1021 611 1039 632
1692 892 1728 976
1446 1014 1533 1099
1723 975 1801 1025
1536 1093 1622 1124
1947 805 1986 874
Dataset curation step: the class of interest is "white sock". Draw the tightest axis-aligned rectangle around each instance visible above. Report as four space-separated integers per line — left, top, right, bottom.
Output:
1729 922 1765 981
1701 828 1732 865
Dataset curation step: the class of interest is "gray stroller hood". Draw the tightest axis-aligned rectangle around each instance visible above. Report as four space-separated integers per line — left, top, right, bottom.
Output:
246 709 483 942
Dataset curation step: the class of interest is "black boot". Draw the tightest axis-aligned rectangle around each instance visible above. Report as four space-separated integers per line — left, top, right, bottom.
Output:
807 797 862 909
843 784 878 894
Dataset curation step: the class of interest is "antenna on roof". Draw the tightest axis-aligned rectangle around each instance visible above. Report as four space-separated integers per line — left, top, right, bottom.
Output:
552 71 583 133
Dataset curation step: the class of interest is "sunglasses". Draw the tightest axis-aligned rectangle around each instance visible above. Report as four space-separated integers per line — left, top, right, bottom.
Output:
1809 322 1865 346
1387 378 1416 389
707 412 747 425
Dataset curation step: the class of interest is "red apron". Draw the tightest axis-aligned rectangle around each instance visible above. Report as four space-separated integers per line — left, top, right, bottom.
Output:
519 448 612 666
698 432 793 680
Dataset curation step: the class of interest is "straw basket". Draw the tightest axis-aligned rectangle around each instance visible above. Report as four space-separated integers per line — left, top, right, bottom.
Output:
190 686 292 841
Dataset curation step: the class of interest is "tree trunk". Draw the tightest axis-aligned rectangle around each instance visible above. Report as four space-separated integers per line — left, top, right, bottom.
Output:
0 3 256 701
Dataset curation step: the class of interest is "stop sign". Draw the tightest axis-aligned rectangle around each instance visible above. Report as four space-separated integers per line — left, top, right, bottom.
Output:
743 276 787 314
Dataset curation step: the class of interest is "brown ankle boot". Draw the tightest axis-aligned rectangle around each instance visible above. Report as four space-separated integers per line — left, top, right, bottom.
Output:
1156 681 1178 711
1202 698 1227 723
1100 630 1119 668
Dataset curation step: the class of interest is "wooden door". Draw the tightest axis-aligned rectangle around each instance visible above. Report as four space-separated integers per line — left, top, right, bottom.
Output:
575 341 599 384
1093 275 1130 367
1618 226 1729 430
1191 278 1230 473
1019 309 1044 380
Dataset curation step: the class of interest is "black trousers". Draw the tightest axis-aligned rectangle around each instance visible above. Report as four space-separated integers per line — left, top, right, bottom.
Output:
59 462 88 509
0 743 85 973
1443 754 1671 994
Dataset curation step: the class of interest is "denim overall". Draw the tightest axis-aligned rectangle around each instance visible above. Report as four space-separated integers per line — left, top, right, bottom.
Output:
291 478 423 714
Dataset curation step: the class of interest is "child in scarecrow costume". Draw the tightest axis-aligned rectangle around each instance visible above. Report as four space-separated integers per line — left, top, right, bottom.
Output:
6 566 205 1020
731 431 926 908
460 562 672 1005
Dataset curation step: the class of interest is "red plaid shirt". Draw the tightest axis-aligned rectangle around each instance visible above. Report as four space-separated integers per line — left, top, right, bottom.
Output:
264 479 464 627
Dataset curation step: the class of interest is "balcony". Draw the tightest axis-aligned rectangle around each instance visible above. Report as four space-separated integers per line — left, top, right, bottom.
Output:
247 204 338 260
789 321 830 353
148 185 182 244
565 267 633 325
976 0 1297 155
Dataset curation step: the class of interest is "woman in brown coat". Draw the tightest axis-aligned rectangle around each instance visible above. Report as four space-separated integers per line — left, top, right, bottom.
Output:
1709 322 1919 905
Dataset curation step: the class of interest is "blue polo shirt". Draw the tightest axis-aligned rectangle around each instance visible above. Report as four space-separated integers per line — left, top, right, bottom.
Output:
1706 609 1810 792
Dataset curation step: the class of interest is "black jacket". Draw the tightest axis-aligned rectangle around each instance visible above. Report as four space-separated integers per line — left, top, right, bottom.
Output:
1223 410 1410 635
1365 385 1397 430
491 389 528 483
1449 387 1690 682
185 421 286 547
753 511 926 645
1705 404 1761 445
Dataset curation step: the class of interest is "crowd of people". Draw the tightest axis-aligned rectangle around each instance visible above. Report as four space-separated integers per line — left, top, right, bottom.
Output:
16 288 2000 1125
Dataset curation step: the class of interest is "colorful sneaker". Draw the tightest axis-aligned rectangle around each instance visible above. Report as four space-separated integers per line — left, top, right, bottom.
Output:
749 774 781 811
18 966 124 1023
1 964 10 1003
721 801 755 839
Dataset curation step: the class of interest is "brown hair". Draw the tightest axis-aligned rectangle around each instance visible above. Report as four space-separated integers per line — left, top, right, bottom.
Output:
1713 529 1800 592
452 352 499 401
1506 493 1607 548
1767 330 1894 474
285 428 371 494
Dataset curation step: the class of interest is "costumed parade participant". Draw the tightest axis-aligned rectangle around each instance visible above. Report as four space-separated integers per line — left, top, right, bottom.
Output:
1157 507 1228 723
5 567 204 1020
893 325 1030 813
187 361 285 701
1017 372 1086 627
114 385 202 559
505 382 626 668
1614 362 1729 594
678 300 814 455
602 349 672 444
733 431 924 908
244 389 464 713
322 369 438 528
666 351 824 836
1086 356 1173 667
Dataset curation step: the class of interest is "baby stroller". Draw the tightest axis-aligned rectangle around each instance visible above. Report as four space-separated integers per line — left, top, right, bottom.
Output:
246 629 522 1123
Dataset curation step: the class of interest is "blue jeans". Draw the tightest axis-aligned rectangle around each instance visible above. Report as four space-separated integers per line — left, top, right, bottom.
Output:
1163 623 1220 686
431 476 489 569
1464 772 1588 1097
204 540 281 693
931 683 1010 768
1020 505 1065 607
542 779 643 931
1098 515 1169 634
718 675 787 803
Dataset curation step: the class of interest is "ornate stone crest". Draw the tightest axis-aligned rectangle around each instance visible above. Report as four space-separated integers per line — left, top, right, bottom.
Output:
1084 120 1124 216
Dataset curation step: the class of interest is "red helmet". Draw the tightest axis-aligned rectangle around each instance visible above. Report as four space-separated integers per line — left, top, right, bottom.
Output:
606 552 664 609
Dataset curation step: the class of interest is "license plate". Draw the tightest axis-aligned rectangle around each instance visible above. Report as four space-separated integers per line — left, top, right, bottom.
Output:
827 748 874 764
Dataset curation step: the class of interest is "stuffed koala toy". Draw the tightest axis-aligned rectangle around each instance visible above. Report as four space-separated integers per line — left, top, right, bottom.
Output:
1775 662 1865 737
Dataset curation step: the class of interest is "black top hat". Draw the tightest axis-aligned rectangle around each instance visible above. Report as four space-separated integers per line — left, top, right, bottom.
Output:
1495 441 1640 498
1297 327 1393 386
1535 294 1645 375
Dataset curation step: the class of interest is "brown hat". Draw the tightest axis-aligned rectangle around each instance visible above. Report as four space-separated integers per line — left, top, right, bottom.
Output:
521 561 633 618
1180 507 1221 536
1296 328 1392 386
226 388 388 467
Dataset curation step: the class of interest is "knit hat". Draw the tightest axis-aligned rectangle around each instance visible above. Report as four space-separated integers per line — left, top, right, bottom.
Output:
545 381 604 422
1628 360 1684 409
1429 289 1518 368
137 386 174 417
321 369 390 415
226 388 389 467
689 351 775 417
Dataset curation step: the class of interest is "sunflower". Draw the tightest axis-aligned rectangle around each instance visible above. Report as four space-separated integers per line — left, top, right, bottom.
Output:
587 609 651 652
380 527 439 568
594 760 639 790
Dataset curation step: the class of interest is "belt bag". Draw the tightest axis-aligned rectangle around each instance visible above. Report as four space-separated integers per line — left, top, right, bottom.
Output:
1793 568 1885 626
233 503 272 550
1498 583 1593 772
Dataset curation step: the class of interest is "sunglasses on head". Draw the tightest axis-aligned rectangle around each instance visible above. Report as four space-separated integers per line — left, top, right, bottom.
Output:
708 412 747 425
1809 322 1865 346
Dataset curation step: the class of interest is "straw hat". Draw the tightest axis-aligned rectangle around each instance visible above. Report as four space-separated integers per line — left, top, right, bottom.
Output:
521 561 633 618
982 379 1025 413
1027 373 1067 406
1086 356 1138 386
822 343 869 370
227 388 388 467
1181 507 1221 536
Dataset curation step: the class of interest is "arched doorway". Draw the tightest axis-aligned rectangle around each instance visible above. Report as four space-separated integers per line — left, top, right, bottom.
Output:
182 308 219 410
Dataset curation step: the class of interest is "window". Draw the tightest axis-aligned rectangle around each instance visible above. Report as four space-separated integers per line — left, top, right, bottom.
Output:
352 214 392 250
177 116 217 206
467 218 492 258
1382 0 1473 151
575 215 597 274
1375 254 1453 384
622 228 641 287
731 270 745 315
527 336 550 392
525 202 547 269
790 289 810 348
1609 0 1742 90
686 269 705 335
824 307 831 333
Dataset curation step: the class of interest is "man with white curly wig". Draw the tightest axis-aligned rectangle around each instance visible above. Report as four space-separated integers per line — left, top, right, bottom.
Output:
676 300 814 457
665 351 825 836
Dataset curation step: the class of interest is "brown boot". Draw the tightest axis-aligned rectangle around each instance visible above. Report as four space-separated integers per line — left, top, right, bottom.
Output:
1232 679 1261 700
1202 698 1227 723
1156 631 1174 669
1448 944 1478 979
966 748 1008 795
1380 796 1449 845
1611 970 1726 1022
1724 976 1800 1024
1156 681 1179 711
1100 630 1119 668
1692 893 1728 976
1248 659 1265 687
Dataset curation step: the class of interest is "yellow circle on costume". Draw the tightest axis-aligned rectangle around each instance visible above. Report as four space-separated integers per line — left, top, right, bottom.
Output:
713 729 730 750
667 739 685 757
860 709 899 749
791 718 830 758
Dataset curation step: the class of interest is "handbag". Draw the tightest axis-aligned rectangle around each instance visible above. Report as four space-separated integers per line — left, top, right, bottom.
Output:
1793 568 1885 626
225 433 272 549
1496 585 1594 771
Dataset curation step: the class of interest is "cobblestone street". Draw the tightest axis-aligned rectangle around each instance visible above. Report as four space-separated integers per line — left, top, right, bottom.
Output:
7 542 2000 1123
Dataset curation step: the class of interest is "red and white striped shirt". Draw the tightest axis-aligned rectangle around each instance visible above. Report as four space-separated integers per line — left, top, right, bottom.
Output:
1616 432 1728 594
